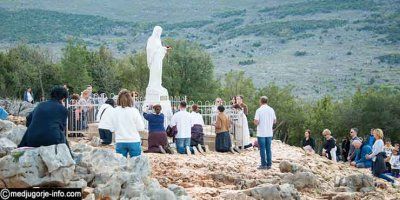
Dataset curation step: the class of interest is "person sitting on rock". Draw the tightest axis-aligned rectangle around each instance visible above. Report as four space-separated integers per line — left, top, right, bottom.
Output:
366 129 399 187
190 104 208 154
389 148 400 178
322 129 337 162
0 106 8 120
143 104 171 154
171 101 199 155
111 89 145 158
18 86 69 147
384 139 394 173
96 98 115 145
350 140 372 168
214 105 234 153
302 129 316 154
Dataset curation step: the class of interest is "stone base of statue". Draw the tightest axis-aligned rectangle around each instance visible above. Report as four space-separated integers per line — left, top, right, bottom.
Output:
143 86 173 125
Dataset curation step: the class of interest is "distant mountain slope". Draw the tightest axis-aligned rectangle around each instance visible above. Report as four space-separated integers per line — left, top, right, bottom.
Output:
0 0 399 99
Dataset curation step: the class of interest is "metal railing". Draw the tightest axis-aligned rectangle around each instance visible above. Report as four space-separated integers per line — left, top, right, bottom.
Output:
66 94 249 147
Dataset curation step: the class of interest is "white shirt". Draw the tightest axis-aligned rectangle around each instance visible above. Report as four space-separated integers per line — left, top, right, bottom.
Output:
390 155 400 170
170 110 192 138
111 106 145 143
254 104 276 137
97 104 114 130
27 92 33 103
190 112 204 126
371 139 384 162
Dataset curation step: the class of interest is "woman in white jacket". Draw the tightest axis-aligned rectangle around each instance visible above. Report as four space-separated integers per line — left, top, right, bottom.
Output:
96 98 115 145
111 89 145 158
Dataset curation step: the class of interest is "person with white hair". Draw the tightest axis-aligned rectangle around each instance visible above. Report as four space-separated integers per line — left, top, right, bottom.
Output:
350 140 372 168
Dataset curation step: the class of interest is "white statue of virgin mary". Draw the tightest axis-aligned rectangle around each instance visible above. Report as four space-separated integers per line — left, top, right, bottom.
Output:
144 26 172 124
146 26 169 92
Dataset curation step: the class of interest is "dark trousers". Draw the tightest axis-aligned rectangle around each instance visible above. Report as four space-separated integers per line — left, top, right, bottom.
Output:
392 169 400 177
99 129 112 144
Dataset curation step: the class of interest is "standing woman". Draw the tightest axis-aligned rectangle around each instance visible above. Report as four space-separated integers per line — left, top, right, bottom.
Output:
111 89 145 158
366 129 399 186
322 129 337 162
302 129 316 153
143 104 170 154
214 105 233 153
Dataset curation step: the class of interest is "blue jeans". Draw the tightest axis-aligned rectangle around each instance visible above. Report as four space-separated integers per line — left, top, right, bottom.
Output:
377 173 395 183
176 138 193 154
258 137 272 167
115 142 141 158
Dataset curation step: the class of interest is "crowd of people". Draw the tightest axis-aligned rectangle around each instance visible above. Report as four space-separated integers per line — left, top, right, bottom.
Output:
302 127 400 186
10 84 399 188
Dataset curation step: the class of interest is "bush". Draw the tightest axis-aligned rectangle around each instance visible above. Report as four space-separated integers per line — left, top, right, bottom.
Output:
239 59 255 65
376 54 400 65
252 41 262 47
294 51 307 56
212 9 246 18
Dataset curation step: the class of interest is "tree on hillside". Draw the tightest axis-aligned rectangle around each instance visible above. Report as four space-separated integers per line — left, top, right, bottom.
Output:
256 84 306 145
87 46 121 94
0 44 61 99
219 70 256 101
117 52 149 96
61 40 92 94
162 39 219 100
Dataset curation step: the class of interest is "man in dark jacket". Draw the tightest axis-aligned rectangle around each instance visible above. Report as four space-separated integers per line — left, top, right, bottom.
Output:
19 86 69 147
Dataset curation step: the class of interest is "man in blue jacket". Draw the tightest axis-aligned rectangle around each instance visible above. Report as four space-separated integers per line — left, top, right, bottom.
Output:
19 86 69 148
351 140 373 168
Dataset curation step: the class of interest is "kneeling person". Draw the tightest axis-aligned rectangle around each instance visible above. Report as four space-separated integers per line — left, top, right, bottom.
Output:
19 86 69 147
143 104 170 153
351 140 372 168
111 90 145 158
96 98 115 145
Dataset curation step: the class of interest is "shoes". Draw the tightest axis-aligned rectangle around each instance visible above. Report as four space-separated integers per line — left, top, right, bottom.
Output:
393 181 399 187
257 165 268 170
159 145 167 154
233 147 241 153
192 147 200 155
169 148 177 154
185 146 192 156
229 147 235 154
204 145 210 153
197 144 205 155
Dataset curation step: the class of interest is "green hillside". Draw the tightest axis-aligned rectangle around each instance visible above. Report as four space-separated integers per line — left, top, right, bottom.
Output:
0 0 399 100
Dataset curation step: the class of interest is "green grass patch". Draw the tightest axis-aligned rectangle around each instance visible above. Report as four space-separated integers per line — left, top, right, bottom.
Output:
0 8 133 43
259 0 378 18
227 19 347 39
376 54 400 65
358 12 400 43
212 9 246 18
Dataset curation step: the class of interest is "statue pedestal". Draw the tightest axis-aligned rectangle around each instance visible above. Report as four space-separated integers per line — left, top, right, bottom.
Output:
143 86 173 127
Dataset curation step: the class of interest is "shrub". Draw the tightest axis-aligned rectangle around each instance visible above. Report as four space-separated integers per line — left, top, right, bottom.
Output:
294 51 307 56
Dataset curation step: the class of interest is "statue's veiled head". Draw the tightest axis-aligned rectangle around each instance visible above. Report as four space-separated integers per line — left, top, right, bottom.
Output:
152 26 163 38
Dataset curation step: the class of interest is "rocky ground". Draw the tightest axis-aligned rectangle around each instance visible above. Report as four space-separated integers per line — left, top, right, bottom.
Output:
1 118 399 200
146 141 400 200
